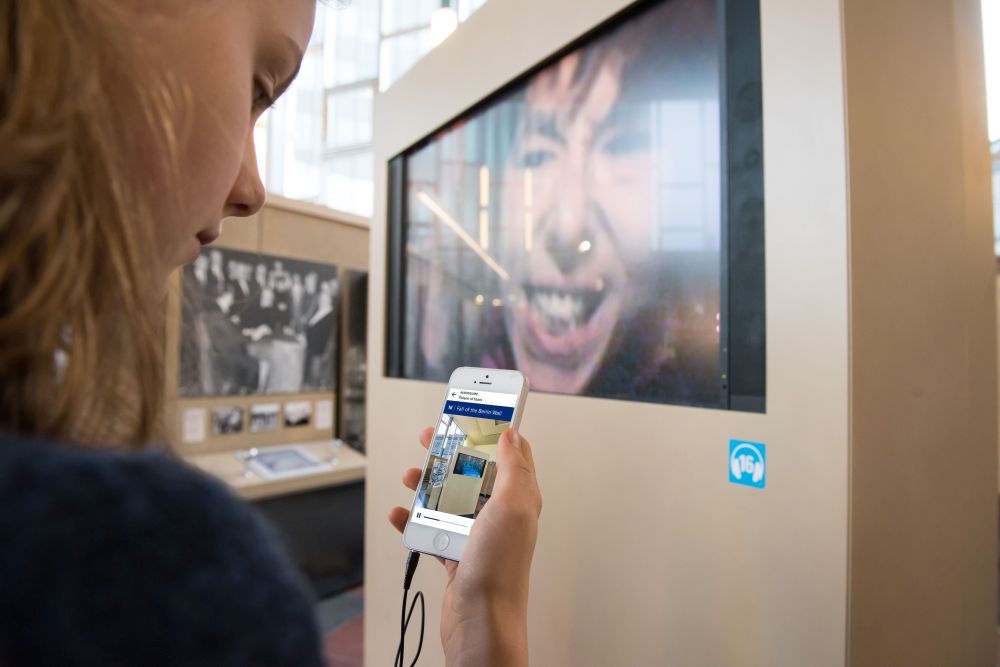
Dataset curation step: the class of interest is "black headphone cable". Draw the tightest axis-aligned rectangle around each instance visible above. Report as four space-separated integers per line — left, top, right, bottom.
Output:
394 550 425 667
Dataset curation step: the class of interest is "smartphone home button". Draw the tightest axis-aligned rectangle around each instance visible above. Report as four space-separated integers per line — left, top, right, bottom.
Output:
433 532 450 551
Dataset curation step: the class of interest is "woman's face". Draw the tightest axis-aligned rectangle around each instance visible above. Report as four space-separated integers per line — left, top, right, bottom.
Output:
129 0 315 282
501 52 655 393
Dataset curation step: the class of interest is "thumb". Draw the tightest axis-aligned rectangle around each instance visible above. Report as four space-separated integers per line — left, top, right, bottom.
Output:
492 428 536 497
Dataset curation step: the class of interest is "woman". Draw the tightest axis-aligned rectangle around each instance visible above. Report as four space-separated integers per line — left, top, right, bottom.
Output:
0 1 542 665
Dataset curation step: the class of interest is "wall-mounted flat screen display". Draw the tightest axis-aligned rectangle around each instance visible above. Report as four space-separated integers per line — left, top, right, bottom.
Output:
453 453 487 478
387 0 765 411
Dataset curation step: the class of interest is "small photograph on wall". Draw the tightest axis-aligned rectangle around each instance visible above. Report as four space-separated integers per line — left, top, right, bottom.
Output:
179 247 339 397
284 400 313 428
211 406 244 435
249 403 281 433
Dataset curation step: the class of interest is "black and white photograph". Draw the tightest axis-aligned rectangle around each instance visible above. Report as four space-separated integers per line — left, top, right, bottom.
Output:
179 247 339 397
284 400 313 428
249 403 281 433
211 406 244 435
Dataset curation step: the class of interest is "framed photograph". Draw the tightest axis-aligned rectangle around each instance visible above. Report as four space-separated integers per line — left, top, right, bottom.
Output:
385 0 765 412
179 248 339 397
248 446 331 480
249 403 281 433
211 406 244 436
284 400 313 428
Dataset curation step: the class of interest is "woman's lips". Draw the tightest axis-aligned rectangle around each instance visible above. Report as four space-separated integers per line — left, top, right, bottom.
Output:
196 230 220 246
516 280 619 368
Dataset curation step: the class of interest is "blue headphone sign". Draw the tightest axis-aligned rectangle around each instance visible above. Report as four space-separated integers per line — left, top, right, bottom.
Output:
729 439 766 489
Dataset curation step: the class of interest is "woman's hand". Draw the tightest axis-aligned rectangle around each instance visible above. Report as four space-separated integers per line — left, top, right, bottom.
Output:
388 427 542 667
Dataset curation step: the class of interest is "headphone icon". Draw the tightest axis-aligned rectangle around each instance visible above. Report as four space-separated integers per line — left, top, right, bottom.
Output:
730 443 765 484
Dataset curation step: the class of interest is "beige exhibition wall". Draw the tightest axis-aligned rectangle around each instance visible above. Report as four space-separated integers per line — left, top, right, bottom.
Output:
164 197 369 454
843 0 996 663
365 0 852 665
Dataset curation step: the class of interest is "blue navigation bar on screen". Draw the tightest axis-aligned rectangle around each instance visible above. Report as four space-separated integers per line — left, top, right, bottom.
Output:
443 401 514 422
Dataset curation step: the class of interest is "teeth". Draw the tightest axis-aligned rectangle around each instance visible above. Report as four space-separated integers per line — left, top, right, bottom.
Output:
523 282 609 337
529 288 586 333
535 290 582 319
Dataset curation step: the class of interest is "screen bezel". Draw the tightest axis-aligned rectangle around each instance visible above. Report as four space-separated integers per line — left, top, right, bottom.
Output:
402 367 527 561
385 0 765 413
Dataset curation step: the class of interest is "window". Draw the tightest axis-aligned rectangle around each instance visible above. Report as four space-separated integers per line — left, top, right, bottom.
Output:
983 0 1000 254
993 140 1000 248
256 0 490 218
379 27 434 92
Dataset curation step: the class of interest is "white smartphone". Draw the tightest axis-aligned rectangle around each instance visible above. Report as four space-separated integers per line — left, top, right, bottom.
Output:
403 367 529 561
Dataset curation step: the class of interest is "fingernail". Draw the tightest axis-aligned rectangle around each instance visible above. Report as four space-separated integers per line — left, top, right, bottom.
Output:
509 429 521 449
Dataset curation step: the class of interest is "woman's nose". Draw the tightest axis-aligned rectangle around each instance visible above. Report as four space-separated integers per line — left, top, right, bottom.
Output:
543 166 596 274
224 134 266 218
544 225 596 274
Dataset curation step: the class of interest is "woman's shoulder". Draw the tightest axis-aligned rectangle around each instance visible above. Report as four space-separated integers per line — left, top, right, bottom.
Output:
0 433 324 667
0 433 250 544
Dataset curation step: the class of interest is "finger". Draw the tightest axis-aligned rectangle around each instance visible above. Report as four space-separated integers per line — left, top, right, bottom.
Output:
493 429 539 501
514 429 535 471
418 426 433 450
402 467 422 491
500 428 535 473
388 506 409 534
494 430 541 515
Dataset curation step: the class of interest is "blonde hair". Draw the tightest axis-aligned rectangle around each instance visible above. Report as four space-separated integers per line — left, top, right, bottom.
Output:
0 1 177 447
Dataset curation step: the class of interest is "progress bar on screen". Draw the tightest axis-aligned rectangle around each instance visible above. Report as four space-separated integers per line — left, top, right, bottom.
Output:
417 513 466 528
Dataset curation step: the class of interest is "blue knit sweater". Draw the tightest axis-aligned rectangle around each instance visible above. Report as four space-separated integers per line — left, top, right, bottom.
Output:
0 434 324 666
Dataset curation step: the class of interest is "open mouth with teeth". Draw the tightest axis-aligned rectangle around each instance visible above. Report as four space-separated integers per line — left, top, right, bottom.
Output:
522 283 608 335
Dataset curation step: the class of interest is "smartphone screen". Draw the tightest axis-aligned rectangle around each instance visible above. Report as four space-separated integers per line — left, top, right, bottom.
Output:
409 386 519 536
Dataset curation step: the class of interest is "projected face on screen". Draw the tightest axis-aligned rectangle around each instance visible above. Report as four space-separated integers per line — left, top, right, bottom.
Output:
498 49 659 392
401 0 723 407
